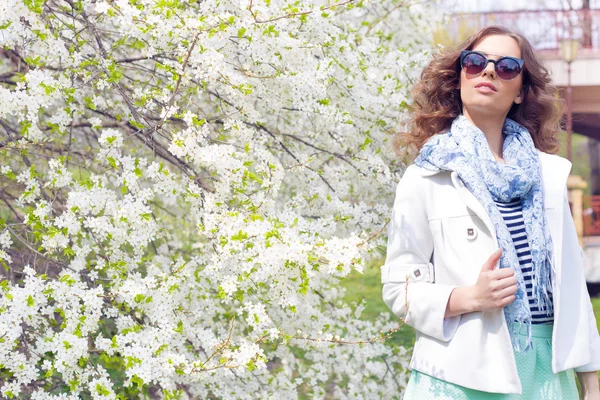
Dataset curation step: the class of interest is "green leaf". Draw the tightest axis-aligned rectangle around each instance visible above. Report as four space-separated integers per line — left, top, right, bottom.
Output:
107 63 123 83
216 286 226 300
24 0 45 14
231 230 248 241
129 119 144 130
173 320 183 333
96 383 111 395
83 96 96 110
107 157 117 169
68 378 79 392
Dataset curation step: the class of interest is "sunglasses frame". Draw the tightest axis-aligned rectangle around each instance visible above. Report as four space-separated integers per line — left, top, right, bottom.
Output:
459 50 525 81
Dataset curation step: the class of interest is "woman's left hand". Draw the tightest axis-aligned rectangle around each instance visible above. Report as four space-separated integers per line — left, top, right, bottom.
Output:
578 370 600 400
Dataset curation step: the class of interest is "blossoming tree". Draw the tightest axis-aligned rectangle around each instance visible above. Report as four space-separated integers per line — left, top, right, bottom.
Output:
0 0 438 398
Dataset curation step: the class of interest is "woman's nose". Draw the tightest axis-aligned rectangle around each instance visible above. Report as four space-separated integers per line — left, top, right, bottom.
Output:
481 60 496 78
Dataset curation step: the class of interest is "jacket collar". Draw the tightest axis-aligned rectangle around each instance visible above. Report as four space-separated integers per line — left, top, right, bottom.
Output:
537 150 572 209
416 150 572 199
415 150 572 239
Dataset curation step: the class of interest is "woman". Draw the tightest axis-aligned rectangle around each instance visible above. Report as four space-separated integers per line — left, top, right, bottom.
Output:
381 26 600 399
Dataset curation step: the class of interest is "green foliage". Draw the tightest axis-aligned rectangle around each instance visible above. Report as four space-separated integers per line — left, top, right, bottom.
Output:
24 0 45 14
557 132 591 195
341 257 415 349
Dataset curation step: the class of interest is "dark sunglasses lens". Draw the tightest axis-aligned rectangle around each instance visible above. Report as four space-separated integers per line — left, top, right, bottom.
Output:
496 58 521 80
462 53 486 75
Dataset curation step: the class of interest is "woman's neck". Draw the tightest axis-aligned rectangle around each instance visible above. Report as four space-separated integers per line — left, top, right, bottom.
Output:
462 108 507 163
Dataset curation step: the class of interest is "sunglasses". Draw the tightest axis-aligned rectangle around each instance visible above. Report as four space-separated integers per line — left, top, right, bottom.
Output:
460 50 525 81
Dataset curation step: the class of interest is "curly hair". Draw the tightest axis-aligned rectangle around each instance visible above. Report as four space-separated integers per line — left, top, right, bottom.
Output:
394 25 565 160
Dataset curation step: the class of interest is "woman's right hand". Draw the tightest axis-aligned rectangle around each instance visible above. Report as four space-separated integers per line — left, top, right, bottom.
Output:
469 248 518 312
445 248 519 318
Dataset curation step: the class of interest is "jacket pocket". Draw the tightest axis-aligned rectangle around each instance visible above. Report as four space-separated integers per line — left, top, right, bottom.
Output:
429 213 495 284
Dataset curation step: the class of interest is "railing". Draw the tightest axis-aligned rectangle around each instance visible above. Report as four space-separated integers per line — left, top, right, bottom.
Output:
583 195 600 236
447 9 600 56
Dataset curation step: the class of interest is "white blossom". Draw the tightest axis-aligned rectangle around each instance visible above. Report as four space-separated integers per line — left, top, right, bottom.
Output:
0 0 441 397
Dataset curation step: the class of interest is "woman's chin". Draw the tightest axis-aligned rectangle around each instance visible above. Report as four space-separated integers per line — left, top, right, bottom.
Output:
463 103 508 116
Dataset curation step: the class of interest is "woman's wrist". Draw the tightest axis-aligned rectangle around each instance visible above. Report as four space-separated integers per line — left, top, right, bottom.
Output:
445 286 478 318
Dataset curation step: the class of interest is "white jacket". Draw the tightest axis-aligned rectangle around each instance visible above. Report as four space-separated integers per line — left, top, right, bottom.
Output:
380 150 600 394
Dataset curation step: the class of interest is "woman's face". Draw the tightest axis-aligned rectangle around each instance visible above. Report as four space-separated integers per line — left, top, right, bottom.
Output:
459 34 525 117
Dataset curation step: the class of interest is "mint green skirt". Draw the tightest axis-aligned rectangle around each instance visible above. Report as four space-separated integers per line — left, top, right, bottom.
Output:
403 323 578 399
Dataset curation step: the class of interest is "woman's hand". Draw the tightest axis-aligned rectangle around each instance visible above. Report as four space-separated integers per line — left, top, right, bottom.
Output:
583 393 600 400
578 371 600 400
445 248 517 318
469 248 518 312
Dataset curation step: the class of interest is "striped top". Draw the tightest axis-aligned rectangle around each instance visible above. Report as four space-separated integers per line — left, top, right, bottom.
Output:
495 198 554 324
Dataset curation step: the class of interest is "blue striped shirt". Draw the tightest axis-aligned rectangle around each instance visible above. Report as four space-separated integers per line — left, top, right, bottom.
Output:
495 198 554 324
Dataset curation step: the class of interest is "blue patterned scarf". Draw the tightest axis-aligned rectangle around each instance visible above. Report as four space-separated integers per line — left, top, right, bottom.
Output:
414 113 554 352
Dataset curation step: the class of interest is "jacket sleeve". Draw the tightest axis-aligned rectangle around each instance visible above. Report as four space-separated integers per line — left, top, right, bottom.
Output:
565 187 600 373
380 165 461 342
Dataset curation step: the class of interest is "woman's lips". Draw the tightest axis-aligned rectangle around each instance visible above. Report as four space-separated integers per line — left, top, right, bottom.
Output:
475 85 496 93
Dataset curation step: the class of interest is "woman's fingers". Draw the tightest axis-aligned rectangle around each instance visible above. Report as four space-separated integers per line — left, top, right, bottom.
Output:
496 275 518 290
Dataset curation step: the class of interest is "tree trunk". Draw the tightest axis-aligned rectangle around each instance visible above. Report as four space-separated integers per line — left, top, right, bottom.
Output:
582 0 592 48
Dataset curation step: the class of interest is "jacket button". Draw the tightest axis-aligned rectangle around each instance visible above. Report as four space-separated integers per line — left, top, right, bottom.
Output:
414 268 421 278
466 227 477 240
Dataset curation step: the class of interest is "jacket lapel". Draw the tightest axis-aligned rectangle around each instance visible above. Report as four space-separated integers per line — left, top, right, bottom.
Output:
450 171 497 241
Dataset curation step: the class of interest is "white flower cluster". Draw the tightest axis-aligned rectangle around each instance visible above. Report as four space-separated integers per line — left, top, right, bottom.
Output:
0 0 442 398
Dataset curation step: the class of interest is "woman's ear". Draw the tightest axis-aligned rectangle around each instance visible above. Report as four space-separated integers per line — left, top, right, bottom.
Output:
515 84 526 104
515 94 523 105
